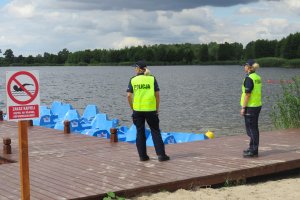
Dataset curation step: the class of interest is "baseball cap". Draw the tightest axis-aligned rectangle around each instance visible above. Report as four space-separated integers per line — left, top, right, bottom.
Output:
243 59 255 67
132 60 147 69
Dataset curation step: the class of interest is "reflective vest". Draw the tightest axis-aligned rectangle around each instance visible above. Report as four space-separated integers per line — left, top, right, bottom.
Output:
131 75 157 111
241 72 262 107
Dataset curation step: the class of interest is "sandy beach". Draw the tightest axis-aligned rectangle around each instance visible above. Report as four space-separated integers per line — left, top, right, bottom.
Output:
132 173 300 200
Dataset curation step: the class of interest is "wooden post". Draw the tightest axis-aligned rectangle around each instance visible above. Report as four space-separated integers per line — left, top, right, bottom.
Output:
64 120 70 134
0 110 3 121
3 137 12 154
110 128 118 143
18 120 30 200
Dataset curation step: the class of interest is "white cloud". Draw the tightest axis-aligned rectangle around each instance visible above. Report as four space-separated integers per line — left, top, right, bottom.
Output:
257 18 289 33
0 0 299 56
283 0 300 9
238 6 267 15
4 1 36 18
238 7 253 14
113 37 146 49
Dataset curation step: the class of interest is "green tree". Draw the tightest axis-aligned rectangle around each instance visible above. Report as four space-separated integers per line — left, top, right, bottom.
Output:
15 55 25 64
232 42 243 61
67 51 88 65
244 41 255 59
182 45 194 64
282 32 300 59
43 52 51 63
165 46 177 62
57 48 70 64
26 55 34 64
275 38 286 57
109 50 123 63
254 39 277 58
208 42 219 61
175 46 185 63
199 44 209 62
35 54 44 64
218 42 233 61
3 49 14 64
155 44 167 62
43 52 58 64
82 49 92 64
129 46 145 61
3 31 300 66
144 47 155 62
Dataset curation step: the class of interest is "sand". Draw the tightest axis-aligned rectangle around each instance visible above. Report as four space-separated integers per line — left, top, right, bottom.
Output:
132 174 300 200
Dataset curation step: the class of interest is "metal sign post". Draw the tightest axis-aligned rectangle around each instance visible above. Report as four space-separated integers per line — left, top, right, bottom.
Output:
6 70 40 200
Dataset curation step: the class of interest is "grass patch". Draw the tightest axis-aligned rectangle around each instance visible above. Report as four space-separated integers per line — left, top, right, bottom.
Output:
270 75 300 129
103 191 125 200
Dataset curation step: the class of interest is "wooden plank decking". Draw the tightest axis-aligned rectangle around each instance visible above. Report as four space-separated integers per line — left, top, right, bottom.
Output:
0 121 300 200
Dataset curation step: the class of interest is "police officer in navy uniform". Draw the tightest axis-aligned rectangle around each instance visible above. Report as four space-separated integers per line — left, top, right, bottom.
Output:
240 59 262 157
127 61 170 162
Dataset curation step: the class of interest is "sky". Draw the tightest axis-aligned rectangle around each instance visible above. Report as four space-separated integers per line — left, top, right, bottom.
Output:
0 0 300 56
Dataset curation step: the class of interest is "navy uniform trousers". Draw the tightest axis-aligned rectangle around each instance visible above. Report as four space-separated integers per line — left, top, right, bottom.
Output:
244 106 261 152
132 111 166 157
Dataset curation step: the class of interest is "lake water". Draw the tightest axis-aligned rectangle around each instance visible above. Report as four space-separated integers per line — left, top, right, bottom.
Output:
1 65 299 137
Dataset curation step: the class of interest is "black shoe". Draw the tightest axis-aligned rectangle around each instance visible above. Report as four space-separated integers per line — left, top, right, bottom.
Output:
243 148 251 154
243 151 258 158
158 155 170 162
139 155 150 161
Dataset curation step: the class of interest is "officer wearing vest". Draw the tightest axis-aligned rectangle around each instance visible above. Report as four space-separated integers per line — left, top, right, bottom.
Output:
127 61 170 162
240 59 262 157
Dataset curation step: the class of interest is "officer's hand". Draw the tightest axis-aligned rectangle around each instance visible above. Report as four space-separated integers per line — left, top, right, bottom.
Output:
240 108 245 116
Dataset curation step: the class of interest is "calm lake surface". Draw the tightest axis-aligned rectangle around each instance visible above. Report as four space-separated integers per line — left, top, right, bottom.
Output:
1 65 299 137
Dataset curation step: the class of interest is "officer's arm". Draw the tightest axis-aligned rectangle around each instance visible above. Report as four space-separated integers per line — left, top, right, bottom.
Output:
242 93 251 108
240 93 251 115
127 92 133 110
155 91 160 112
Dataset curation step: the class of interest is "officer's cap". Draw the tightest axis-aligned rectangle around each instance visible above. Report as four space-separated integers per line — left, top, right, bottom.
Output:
132 60 147 69
243 59 255 67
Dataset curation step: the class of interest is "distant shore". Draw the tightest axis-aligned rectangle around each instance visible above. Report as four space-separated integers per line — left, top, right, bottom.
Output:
1 57 300 68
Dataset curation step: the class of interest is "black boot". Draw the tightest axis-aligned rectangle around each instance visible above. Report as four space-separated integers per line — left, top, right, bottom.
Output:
158 155 170 162
243 148 251 153
139 155 150 161
243 150 258 158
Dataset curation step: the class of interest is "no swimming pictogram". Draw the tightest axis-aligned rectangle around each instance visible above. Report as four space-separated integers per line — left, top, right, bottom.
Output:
6 70 40 121
7 71 39 105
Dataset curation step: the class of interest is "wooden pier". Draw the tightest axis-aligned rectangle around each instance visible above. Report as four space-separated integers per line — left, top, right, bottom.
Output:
0 121 300 200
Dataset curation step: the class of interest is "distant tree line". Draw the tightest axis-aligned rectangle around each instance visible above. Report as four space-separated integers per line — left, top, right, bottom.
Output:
1 32 300 67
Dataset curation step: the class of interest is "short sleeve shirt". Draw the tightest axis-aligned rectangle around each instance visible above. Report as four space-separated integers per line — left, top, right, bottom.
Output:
127 74 160 93
244 74 254 93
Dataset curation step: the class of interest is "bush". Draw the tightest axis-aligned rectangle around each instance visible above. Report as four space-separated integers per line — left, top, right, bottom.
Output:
78 62 88 66
256 57 287 67
270 76 300 129
285 59 300 68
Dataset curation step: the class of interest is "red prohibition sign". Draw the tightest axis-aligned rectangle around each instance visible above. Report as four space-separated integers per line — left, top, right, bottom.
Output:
7 71 39 105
